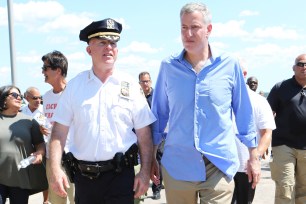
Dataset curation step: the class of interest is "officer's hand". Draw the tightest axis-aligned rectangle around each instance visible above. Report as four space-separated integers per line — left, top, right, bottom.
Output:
134 169 150 198
150 158 160 186
49 168 70 198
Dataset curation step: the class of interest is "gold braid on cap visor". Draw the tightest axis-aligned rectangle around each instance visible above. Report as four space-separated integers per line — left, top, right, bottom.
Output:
88 32 120 39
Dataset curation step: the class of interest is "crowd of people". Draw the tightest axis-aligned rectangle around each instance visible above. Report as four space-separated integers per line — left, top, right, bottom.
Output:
1 2 306 204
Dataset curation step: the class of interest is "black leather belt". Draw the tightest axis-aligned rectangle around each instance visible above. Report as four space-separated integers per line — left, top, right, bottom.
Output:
74 144 139 179
77 160 115 179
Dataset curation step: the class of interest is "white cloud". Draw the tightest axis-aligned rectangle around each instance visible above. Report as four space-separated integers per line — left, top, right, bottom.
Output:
211 20 249 37
239 10 259 17
16 52 41 64
14 1 65 24
210 41 228 49
0 66 9 74
115 54 161 85
212 20 301 41
244 44 306 61
117 54 160 71
1 1 94 34
252 26 299 40
38 13 93 33
121 41 162 53
117 54 147 66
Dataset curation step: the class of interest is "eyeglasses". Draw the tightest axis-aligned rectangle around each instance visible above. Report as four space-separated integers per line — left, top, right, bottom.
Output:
8 92 23 100
296 62 306 68
41 65 53 71
139 80 151 84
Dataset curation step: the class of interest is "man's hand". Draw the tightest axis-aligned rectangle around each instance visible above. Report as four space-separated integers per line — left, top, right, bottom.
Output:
247 156 261 189
133 169 150 198
150 157 160 186
39 125 50 136
49 167 70 198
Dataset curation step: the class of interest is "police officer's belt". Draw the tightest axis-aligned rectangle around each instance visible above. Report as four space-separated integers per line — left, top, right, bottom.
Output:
74 143 139 179
77 160 114 175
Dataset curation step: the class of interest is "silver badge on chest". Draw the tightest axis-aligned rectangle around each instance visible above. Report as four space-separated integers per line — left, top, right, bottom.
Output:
120 81 130 99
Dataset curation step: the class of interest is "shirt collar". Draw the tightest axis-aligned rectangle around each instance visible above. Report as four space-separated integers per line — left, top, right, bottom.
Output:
176 43 220 67
86 68 121 85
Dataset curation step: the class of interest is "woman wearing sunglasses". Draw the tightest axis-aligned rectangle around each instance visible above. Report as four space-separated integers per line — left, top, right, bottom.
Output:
0 85 47 204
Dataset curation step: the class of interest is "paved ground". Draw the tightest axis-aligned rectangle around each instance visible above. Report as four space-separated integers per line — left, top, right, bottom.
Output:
15 160 275 204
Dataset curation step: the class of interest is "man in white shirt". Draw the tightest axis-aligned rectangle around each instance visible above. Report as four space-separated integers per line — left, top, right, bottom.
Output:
231 59 276 204
41 50 75 204
21 87 49 204
21 87 43 117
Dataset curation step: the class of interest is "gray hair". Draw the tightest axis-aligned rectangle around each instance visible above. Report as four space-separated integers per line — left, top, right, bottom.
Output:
180 2 212 24
24 86 40 98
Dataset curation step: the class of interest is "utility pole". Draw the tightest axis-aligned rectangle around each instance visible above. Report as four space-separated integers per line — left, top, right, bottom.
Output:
7 0 16 85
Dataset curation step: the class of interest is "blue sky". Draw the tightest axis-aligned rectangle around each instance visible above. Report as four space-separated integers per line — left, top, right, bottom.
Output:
1 0 306 95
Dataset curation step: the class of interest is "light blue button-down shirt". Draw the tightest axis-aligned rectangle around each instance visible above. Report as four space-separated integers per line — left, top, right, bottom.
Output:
151 47 257 181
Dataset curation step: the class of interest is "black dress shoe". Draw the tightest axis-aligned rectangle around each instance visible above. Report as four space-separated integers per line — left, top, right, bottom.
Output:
152 191 161 200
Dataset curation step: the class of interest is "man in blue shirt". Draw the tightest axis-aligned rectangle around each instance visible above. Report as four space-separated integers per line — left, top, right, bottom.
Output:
150 2 261 204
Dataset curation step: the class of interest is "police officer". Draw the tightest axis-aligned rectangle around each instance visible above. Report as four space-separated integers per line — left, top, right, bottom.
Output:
48 18 156 204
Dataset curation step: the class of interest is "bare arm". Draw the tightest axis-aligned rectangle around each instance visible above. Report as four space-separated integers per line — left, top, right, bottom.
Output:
247 147 261 189
49 122 69 197
32 142 46 164
257 129 272 159
150 145 160 185
133 126 153 198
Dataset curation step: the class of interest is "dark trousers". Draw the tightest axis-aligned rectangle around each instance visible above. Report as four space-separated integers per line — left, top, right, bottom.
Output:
231 172 255 204
0 184 30 204
152 149 163 193
74 166 135 204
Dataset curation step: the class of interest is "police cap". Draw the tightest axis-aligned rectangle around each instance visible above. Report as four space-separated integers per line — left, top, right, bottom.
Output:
79 18 122 43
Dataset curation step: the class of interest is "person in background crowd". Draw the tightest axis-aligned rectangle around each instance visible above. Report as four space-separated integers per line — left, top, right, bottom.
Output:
231 59 276 204
267 53 306 204
139 72 153 107
21 87 43 116
48 18 156 204
41 50 75 204
21 87 49 204
150 2 260 204
0 85 47 204
139 71 163 200
258 91 265 97
247 76 258 92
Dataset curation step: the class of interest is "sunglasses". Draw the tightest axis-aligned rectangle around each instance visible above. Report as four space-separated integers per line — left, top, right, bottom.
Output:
8 92 23 100
30 96 42 100
296 62 306 68
41 65 53 71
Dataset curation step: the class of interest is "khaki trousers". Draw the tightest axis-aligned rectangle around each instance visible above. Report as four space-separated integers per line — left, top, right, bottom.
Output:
162 159 234 204
46 159 75 204
270 145 306 204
